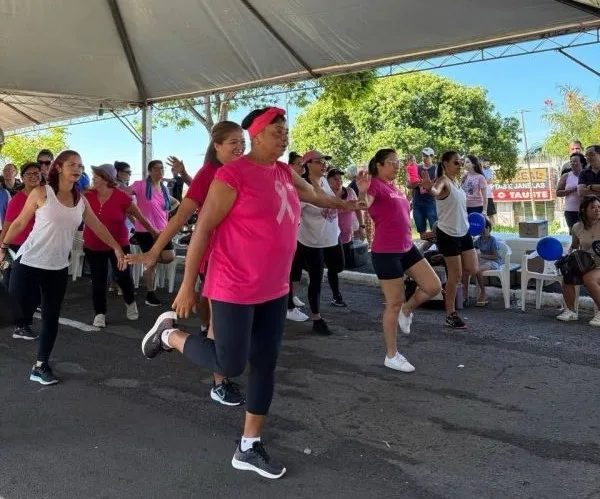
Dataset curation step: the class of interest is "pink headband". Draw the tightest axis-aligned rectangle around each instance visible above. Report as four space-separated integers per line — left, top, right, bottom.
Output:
247 107 286 139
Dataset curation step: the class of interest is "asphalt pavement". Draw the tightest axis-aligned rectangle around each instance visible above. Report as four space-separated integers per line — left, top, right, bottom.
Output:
1 277 599 499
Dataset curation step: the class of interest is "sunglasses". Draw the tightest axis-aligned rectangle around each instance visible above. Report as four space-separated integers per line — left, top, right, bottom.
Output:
38 160 52 166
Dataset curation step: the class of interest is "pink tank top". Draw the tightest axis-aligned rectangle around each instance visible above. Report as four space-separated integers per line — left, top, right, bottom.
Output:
203 157 300 305
564 172 580 212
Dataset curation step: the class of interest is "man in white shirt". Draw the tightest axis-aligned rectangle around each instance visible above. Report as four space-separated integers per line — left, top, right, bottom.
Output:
560 140 583 175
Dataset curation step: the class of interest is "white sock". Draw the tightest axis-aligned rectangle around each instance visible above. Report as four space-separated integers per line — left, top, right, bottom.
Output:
240 436 260 452
160 329 177 348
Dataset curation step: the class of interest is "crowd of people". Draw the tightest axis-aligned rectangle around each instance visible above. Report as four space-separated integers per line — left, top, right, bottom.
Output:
2 107 599 480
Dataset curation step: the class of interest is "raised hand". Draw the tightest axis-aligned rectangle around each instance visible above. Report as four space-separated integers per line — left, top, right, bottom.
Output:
356 170 371 193
167 156 185 175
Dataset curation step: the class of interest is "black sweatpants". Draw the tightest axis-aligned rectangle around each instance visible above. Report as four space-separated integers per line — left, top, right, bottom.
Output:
10 261 68 363
299 240 345 315
84 246 135 314
182 295 287 415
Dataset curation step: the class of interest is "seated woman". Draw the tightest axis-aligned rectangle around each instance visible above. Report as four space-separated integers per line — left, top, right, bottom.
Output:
462 219 502 306
557 195 600 325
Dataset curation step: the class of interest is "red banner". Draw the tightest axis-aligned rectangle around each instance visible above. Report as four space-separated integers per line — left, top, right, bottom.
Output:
492 189 552 201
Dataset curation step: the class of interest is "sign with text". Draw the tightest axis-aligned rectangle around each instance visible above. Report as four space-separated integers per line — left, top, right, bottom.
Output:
492 168 555 203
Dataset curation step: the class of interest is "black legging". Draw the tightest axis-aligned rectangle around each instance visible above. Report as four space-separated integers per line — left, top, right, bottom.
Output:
299 240 345 315
10 261 68 362
84 245 135 314
182 295 287 415
288 243 305 310
8 250 41 329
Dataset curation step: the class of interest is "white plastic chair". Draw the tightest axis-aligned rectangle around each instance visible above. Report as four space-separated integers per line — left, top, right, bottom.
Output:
69 232 85 281
129 244 143 288
467 241 514 309
520 250 566 311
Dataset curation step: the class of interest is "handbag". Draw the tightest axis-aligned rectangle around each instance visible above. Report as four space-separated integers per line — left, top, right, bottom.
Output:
555 250 595 284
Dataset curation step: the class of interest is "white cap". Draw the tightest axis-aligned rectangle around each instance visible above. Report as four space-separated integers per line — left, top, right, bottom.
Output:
346 165 358 177
422 147 435 156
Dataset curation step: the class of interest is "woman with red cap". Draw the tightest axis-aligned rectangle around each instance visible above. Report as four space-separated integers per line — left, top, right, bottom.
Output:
140 107 362 479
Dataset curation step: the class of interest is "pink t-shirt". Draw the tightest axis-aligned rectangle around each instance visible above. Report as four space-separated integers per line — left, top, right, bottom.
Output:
4 192 34 246
405 163 419 184
461 173 487 208
130 180 169 232
367 177 412 253
83 189 132 251
203 157 300 305
185 162 220 274
337 187 357 244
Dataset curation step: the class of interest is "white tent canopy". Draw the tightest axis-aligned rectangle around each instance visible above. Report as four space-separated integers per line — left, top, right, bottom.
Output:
0 0 599 130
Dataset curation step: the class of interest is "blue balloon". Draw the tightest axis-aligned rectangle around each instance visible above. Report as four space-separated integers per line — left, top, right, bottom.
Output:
536 236 563 261
468 212 486 236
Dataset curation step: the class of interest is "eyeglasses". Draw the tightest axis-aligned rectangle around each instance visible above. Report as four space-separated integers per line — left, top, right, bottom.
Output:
38 160 51 166
121 170 132 175
385 160 400 167
453 160 462 165
23 171 41 178
310 159 327 165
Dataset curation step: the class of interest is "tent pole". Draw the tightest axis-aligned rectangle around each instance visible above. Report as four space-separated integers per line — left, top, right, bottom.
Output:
141 104 153 179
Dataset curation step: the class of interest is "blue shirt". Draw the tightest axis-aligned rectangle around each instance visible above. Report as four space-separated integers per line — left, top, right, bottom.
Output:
474 235 502 264
413 164 436 206
0 188 10 228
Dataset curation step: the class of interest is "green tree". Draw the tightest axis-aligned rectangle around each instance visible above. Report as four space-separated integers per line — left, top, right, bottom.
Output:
542 86 600 157
151 72 376 134
291 73 521 181
1 127 68 167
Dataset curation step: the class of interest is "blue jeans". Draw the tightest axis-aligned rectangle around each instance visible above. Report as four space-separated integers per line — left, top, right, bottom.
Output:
413 203 437 233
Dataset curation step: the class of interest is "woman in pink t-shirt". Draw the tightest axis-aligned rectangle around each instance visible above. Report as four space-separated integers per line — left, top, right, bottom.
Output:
84 164 158 328
129 160 180 306
128 120 246 407
0 161 42 339
460 155 488 214
359 149 441 373
140 107 361 479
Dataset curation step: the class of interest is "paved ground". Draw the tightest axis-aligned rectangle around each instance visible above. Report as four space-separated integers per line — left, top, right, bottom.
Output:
1 276 600 499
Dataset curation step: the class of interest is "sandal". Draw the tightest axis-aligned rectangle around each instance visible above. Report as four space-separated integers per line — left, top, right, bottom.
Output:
475 300 489 307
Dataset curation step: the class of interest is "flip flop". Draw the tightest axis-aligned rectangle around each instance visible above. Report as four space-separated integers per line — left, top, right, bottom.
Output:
475 300 489 307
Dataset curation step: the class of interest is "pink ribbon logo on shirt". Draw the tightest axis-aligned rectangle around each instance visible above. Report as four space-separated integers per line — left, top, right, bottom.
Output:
274 181 295 225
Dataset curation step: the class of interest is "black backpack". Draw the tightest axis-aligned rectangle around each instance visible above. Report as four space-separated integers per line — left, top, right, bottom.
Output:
555 250 595 284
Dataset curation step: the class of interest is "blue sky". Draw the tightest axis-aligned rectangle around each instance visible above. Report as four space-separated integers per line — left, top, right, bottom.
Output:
63 43 600 181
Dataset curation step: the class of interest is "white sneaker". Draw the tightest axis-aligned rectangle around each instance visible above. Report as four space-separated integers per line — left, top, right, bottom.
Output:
398 305 413 334
556 309 578 322
589 311 600 327
384 352 415 373
93 314 106 328
293 296 305 308
126 302 139 321
286 308 309 322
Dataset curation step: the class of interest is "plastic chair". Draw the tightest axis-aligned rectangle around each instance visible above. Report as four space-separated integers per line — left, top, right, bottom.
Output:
129 244 144 289
520 250 566 311
69 232 85 281
467 241 515 309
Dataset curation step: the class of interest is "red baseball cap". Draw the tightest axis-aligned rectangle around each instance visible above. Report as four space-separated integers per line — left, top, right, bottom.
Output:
301 150 332 165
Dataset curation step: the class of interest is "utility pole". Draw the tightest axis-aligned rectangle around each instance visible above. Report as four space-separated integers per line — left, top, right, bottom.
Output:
518 109 537 219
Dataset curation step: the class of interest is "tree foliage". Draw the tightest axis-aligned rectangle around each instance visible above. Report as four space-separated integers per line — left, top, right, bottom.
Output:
151 72 376 134
542 86 600 157
1 127 68 167
291 73 521 181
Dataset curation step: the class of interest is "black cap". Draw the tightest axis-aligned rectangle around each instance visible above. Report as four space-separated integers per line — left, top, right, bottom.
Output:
20 161 41 176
